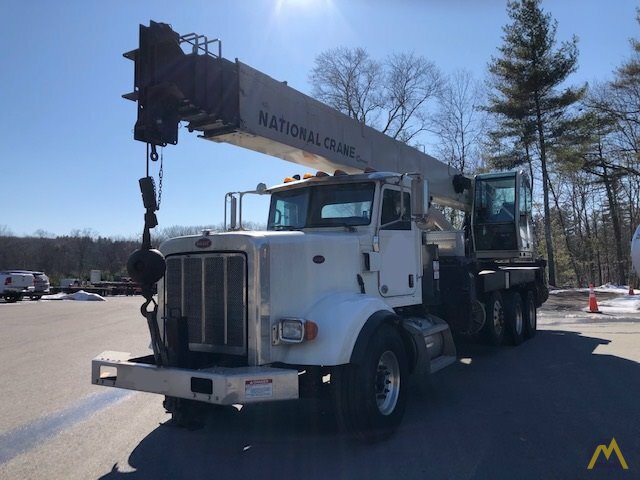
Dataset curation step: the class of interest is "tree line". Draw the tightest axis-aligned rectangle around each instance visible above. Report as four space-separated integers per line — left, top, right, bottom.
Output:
309 0 640 287
0 229 139 286
0 223 266 286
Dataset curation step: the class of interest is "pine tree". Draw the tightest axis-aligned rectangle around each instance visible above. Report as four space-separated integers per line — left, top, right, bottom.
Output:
487 0 585 286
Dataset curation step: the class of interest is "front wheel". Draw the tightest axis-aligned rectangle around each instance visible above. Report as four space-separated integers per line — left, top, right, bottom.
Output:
333 324 409 442
4 293 20 303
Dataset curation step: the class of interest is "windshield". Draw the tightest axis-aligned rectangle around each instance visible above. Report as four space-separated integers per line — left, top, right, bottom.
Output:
474 176 516 224
268 182 375 229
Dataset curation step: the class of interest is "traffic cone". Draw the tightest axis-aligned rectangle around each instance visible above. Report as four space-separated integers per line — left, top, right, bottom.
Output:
588 283 600 313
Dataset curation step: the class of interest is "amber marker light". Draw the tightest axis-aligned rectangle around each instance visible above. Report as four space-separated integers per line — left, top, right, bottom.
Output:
303 172 314 179
304 320 318 341
283 176 295 183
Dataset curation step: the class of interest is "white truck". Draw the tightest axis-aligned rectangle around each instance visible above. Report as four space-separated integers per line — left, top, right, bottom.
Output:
92 22 548 441
0 271 34 303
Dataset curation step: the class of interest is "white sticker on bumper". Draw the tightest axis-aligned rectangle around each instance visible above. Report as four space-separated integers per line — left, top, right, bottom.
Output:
245 379 273 399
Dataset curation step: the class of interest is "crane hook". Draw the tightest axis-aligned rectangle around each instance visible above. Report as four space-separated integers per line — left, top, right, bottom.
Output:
150 144 159 162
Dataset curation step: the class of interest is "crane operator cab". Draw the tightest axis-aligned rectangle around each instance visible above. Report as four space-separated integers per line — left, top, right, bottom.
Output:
472 171 534 260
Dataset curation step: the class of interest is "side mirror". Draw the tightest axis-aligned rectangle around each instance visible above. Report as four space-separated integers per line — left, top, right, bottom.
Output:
229 195 238 230
411 175 429 220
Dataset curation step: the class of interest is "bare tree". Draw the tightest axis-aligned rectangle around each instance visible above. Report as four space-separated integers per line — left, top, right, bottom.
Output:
434 69 486 174
310 47 383 126
383 52 443 142
309 48 442 143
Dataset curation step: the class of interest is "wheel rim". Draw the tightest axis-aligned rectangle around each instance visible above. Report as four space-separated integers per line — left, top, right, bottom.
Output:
493 301 504 335
375 350 401 416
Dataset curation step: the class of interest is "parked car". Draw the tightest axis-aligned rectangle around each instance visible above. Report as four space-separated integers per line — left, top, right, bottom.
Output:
8 271 50 300
0 272 35 303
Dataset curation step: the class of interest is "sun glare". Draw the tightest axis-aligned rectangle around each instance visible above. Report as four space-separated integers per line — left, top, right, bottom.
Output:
275 0 332 15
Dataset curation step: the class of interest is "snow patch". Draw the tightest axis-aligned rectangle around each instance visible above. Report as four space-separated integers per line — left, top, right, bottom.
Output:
585 295 640 315
42 290 106 301
550 283 636 295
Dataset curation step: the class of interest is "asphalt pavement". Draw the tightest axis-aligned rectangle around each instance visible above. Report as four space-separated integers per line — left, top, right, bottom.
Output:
0 292 638 480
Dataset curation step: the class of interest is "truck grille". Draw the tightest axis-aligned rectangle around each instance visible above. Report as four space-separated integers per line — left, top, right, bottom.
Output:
165 253 247 355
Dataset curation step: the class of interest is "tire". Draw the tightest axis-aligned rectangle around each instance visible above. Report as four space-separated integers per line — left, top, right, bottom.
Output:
164 396 233 429
482 291 505 346
4 293 19 303
503 291 524 345
333 324 409 442
522 290 537 339
164 397 206 429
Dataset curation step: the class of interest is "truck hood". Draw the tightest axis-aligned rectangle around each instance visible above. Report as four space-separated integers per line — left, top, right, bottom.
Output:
159 230 366 338
159 230 363 257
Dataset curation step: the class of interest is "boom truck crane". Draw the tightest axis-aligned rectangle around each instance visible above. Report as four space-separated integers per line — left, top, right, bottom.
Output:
92 21 549 441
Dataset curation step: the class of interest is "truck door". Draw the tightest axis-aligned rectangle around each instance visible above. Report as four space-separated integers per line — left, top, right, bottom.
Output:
377 187 419 297
518 173 533 252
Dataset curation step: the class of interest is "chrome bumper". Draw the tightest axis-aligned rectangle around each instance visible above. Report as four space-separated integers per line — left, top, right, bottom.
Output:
91 351 299 405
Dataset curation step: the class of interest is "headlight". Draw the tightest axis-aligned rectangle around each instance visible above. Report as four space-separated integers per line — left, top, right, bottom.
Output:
273 318 319 344
280 319 304 343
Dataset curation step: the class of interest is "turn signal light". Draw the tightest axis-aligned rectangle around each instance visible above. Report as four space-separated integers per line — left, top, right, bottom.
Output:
304 320 318 341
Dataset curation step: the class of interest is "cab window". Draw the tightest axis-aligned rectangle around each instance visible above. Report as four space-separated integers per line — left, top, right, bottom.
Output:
380 189 411 230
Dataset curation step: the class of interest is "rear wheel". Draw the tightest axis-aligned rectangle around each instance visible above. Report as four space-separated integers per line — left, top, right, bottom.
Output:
522 290 537 339
482 292 505 346
333 324 408 442
504 291 524 345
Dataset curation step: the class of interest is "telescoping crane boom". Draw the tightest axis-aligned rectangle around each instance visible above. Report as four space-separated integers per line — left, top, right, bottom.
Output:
124 21 470 211
92 21 549 442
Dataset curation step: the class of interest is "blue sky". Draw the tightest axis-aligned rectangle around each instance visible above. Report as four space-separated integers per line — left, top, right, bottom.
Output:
1 0 638 239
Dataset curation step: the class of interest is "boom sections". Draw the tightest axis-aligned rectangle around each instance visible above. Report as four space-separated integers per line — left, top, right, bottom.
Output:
124 21 470 211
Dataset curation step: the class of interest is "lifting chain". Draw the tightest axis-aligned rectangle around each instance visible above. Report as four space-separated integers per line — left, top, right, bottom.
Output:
147 144 164 209
157 149 164 209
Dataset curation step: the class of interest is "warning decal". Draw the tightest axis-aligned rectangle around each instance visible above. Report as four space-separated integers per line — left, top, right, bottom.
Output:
245 379 273 399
